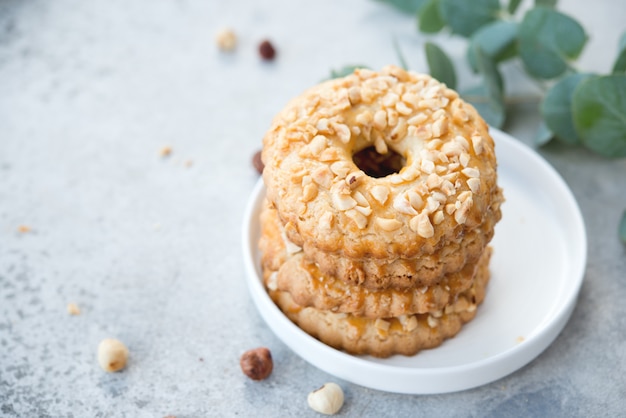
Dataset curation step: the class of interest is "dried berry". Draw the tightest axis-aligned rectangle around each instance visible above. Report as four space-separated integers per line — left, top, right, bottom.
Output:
252 150 264 174
240 347 273 380
259 40 276 61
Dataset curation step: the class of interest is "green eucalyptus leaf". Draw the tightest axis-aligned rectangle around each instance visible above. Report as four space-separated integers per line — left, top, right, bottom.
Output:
572 75 626 157
473 43 504 92
329 65 369 79
468 21 518 72
612 31 626 73
464 45 505 128
418 0 445 33
540 73 591 145
374 0 428 14
619 210 626 244
439 0 500 37
518 7 587 79
535 0 557 7
425 41 457 89
393 38 408 70
508 0 523 14
462 84 505 128
534 120 554 146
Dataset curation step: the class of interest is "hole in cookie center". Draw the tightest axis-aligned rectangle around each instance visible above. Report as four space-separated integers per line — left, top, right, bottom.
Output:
352 146 406 178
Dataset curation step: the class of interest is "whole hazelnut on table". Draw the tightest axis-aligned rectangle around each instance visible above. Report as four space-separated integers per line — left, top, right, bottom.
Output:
240 347 273 380
97 338 129 372
216 28 237 52
307 382 344 415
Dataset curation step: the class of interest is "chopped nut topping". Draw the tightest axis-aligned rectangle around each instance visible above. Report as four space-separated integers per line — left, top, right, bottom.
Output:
301 183 318 202
441 180 456 196
455 135 470 151
459 152 470 167
461 167 480 178
316 118 330 133
407 190 424 211
356 110 373 125
370 185 390 205
319 212 334 230
420 159 435 174
373 110 387 130
374 137 388 154
320 147 341 162
354 205 373 216
267 272 278 291
454 197 473 224
411 212 434 238
390 118 407 141
393 193 418 215
333 122 351 144
332 192 357 211
407 113 427 125
427 315 439 328
346 171 365 189
345 208 368 229
375 318 390 331
432 210 444 225
432 117 449 137
382 92 400 108
348 87 362 104
426 173 443 190
311 165 333 189
396 101 412 115
330 161 351 178
375 217 402 231
352 190 369 207
472 135 484 154
467 178 481 193
386 108 399 127
425 196 441 214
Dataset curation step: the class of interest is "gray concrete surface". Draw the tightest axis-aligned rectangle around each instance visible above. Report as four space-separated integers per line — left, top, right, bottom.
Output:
1 0 625 416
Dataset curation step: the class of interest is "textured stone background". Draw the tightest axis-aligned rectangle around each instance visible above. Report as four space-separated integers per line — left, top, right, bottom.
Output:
1 0 625 416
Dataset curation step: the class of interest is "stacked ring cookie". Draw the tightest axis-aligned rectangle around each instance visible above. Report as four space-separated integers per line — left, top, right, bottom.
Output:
260 66 503 357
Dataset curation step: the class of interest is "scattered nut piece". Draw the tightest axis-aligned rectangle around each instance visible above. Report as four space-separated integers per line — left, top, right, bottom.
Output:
17 225 31 233
307 382 344 415
240 347 273 380
252 150 264 174
159 146 172 158
259 40 276 60
67 303 81 315
215 28 237 52
98 338 129 372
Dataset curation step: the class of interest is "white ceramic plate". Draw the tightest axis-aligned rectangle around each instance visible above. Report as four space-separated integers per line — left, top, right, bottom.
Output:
242 128 587 394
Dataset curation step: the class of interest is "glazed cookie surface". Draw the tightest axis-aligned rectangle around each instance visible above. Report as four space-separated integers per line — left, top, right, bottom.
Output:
260 202 488 318
263 247 492 358
262 65 500 261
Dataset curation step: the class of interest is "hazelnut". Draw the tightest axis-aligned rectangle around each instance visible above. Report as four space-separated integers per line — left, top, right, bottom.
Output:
240 347 273 380
252 150 264 174
97 338 129 372
307 382 344 415
259 40 276 61
215 28 237 52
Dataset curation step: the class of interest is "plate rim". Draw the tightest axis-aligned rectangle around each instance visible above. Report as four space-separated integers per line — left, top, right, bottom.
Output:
241 127 587 394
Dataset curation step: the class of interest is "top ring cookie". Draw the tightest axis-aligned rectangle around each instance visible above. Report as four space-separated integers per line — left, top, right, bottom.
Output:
262 65 499 261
